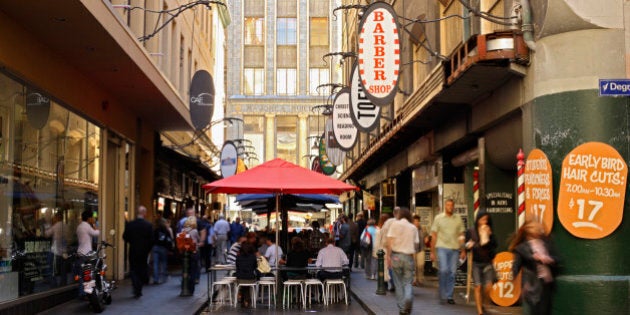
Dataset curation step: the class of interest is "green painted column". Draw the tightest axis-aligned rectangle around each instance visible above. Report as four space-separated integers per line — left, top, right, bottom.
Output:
527 90 630 314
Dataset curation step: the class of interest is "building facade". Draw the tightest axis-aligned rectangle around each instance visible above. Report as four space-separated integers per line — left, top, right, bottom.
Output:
225 0 342 171
341 0 629 313
0 1 229 313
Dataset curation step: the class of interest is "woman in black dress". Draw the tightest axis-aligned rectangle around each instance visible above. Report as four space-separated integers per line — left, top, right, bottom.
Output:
235 242 258 307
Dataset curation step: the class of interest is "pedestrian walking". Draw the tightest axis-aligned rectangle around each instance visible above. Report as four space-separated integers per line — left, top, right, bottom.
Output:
152 217 173 284
354 212 367 269
122 205 154 298
465 212 498 315
213 214 230 264
430 199 465 304
381 207 400 291
510 219 557 315
179 216 200 293
411 214 427 286
347 213 359 271
360 218 377 279
374 213 391 285
386 207 420 315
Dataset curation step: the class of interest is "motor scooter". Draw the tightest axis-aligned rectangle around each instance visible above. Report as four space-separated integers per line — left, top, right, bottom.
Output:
75 240 116 313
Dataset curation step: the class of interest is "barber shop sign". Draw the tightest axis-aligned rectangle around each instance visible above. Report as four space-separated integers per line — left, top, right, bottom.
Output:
358 2 401 106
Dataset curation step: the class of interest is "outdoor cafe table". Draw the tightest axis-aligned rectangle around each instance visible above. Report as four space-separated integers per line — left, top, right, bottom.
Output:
207 264 351 306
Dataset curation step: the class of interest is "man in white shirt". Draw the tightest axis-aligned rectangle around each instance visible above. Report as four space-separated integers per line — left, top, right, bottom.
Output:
315 238 349 281
387 207 420 315
213 215 230 264
76 210 100 297
264 234 283 268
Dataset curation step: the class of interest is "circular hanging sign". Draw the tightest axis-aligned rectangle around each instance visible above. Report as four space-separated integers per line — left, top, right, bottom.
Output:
25 87 51 129
220 141 238 178
357 2 401 106
490 251 522 307
557 142 627 239
524 149 554 235
349 64 380 132
318 133 336 176
324 118 345 166
332 88 357 151
189 70 215 131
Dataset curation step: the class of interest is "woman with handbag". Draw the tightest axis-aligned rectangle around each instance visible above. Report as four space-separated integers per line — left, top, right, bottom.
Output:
465 212 498 315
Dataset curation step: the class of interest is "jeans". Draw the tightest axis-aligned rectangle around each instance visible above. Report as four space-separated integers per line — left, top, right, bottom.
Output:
391 252 415 313
437 247 459 300
215 235 228 264
152 245 168 283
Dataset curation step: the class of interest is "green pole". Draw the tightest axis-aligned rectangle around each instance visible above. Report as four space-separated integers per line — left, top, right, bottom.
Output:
376 249 386 295
180 251 192 296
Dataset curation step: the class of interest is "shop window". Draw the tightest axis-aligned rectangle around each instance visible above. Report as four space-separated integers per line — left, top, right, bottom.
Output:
0 71 101 300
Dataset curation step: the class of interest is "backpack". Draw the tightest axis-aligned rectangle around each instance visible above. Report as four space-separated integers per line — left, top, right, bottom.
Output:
176 231 195 253
360 230 372 250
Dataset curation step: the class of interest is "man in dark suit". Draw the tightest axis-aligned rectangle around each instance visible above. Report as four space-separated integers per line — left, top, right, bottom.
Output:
123 205 153 298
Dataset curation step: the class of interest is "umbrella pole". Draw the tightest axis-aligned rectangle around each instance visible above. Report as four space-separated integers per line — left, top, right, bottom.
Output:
274 193 280 307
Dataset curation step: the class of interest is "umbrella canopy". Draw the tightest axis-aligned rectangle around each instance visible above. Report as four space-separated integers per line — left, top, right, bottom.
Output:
235 193 339 203
202 158 358 194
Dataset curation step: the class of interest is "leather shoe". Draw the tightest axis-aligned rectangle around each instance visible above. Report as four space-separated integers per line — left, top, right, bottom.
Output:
447 299 456 304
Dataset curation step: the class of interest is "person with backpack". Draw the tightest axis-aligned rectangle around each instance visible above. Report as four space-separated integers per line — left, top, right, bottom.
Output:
152 217 173 284
360 218 377 279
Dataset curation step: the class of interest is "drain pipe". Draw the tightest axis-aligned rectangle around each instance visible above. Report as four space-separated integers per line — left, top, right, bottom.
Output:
519 0 536 51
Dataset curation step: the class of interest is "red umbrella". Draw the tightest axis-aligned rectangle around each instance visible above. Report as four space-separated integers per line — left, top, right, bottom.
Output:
202 158 358 194
202 158 357 282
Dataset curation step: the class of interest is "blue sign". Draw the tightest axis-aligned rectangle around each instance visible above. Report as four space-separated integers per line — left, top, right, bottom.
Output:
599 79 630 96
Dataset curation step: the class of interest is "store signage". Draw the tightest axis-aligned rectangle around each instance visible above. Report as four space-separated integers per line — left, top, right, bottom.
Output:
332 88 357 151
524 149 554 235
358 2 401 106
349 64 380 132
25 87 50 129
318 133 336 176
189 70 215 131
324 118 345 166
219 141 238 178
485 192 514 214
363 191 375 211
490 252 522 307
599 79 630 97
557 142 627 239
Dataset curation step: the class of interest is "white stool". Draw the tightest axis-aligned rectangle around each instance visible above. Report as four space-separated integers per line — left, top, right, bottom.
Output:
303 279 326 306
211 279 233 305
324 278 348 305
257 280 276 307
234 281 258 308
282 280 305 309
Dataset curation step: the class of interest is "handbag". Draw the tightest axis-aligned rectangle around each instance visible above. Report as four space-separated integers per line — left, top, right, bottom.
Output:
257 255 271 274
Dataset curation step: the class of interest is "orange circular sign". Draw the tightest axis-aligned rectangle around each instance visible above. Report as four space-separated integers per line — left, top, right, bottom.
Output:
557 142 627 239
490 251 522 306
524 149 554 235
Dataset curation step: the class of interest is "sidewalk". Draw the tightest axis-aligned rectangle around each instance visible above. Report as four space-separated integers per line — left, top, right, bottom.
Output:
349 269 522 315
37 270 211 315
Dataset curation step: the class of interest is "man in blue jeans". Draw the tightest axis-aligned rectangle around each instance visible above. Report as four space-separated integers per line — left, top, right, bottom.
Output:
386 207 420 315
430 199 465 305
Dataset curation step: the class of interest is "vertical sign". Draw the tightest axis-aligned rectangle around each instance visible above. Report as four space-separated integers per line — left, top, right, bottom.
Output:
324 118 345 166
557 142 627 239
189 70 215 131
357 2 401 106
491 251 522 307
332 88 358 151
349 64 380 132
524 149 554 235
220 141 238 178
318 134 336 176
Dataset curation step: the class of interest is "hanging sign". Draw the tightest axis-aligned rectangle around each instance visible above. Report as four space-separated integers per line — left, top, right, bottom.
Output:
324 118 345 166
219 141 238 178
318 134 336 176
557 142 627 239
357 2 401 106
189 70 215 131
524 149 554 235
25 87 51 129
349 64 380 132
311 157 323 174
491 251 522 307
332 88 357 151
